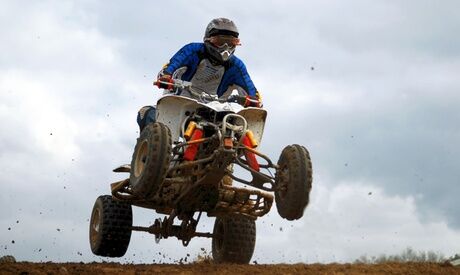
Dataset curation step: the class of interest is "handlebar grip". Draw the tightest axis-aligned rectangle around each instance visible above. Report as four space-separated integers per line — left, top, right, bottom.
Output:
227 95 260 107
154 79 175 90
245 97 260 107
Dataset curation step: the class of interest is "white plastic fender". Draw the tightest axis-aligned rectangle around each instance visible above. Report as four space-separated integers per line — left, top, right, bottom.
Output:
155 94 267 144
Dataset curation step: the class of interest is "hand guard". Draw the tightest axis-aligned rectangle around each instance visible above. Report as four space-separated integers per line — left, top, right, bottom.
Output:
154 74 174 90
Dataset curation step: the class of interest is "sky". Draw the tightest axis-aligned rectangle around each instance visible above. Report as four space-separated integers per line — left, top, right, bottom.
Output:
1 0 460 264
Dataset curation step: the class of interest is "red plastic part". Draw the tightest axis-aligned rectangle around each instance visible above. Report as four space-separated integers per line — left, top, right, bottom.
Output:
242 136 260 171
183 129 203 161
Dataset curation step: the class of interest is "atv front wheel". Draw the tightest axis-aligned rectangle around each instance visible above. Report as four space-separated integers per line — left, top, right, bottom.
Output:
89 195 132 257
130 122 172 198
275 144 312 220
212 215 256 264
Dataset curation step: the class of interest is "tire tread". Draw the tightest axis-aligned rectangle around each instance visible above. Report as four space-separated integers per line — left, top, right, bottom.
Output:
275 144 313 220
90 195 132 257
212 215 256 264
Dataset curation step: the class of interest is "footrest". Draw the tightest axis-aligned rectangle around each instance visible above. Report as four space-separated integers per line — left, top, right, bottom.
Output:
113 164 131 173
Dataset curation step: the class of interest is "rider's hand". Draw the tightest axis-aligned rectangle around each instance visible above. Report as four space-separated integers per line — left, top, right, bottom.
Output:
154 74 174 90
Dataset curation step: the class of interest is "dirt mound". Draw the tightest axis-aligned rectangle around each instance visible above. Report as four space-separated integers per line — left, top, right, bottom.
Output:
1 262 458 275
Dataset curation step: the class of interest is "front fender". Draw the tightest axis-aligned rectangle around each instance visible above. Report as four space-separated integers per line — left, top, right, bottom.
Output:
156 95 267 144
237 108 267 145
156 95 202 142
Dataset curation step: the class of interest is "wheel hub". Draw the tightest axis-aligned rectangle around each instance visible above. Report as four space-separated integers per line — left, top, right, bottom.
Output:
134 140 148 177
89 208 101 246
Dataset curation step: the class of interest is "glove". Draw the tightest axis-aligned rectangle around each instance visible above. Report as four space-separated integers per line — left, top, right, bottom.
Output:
154 74 174 90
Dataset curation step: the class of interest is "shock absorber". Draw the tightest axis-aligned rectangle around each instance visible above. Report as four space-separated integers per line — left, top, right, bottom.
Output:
242 130 260 171
183 125 204 161
184 121 197 140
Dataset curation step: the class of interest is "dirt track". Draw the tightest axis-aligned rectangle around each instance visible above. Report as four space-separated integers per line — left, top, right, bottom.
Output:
1 262 459 275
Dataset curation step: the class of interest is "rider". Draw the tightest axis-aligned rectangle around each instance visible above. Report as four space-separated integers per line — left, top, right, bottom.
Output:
137 17 262 132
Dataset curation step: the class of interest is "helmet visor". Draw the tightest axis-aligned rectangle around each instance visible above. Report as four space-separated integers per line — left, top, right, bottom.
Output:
206 35 241 48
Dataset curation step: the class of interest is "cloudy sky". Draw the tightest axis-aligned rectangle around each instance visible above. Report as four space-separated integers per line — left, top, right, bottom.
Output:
1 0 460 264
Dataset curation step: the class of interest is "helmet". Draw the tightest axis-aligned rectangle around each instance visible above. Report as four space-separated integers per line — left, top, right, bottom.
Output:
203 18 240 63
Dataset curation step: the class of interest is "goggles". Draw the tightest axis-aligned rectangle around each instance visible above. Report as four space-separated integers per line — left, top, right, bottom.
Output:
206 35 241 48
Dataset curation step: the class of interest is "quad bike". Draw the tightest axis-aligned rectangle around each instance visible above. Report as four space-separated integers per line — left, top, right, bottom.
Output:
89 79 313 263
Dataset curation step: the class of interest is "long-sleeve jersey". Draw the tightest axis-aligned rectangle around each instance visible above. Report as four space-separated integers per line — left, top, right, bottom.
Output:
161 43 258 98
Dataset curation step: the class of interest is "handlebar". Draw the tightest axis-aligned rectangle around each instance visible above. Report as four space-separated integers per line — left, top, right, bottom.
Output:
154 78 193 90
154 78 254 105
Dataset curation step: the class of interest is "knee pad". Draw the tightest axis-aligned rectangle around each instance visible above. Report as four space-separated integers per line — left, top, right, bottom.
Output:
137 106 156 132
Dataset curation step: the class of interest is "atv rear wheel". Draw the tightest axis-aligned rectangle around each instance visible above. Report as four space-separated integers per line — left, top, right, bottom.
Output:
275 144 312 220
130 122 172 198
212 215 256 264
89 195 132 257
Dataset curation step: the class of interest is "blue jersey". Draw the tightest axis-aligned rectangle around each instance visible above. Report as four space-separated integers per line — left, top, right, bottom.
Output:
161 43 257 97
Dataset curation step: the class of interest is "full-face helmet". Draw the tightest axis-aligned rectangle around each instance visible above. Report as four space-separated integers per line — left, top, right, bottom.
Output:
204 18 241 63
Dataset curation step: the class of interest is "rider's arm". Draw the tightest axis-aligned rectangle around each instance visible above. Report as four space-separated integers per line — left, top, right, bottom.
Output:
231 57 257 97
159 43 203 76
223 57 262 107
